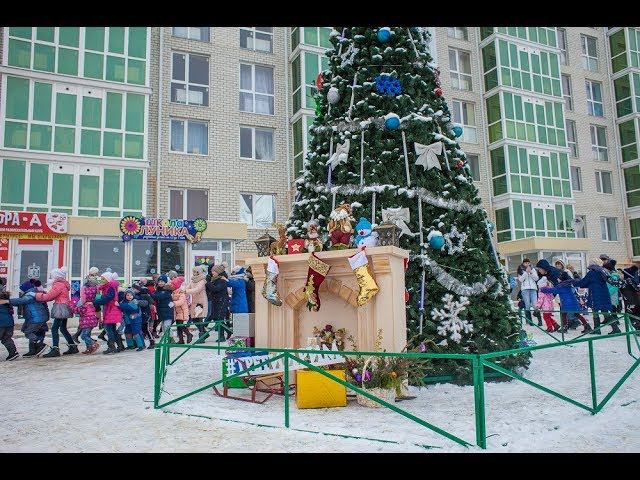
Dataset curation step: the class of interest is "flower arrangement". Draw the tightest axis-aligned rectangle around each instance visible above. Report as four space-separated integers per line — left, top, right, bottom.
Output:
312 324 347 351
344 330 409 391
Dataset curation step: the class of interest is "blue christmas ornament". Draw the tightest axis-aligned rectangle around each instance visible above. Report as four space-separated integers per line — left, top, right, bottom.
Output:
384 113 400 130
375 74 402 96
487 222 494 233
452 125 463 137
377 27 391 42
429 234 445 250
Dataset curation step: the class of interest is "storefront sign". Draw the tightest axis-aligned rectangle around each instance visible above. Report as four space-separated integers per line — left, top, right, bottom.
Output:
120 216 207 243
0 211 68 239
0 238 8 276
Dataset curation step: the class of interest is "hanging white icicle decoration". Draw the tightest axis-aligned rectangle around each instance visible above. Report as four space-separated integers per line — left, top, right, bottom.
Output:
401 130 411 187
326 135 335 188
418 196 426 334
371 191 376 226
347 72 358 120
360 130 365 188
436 124 451 171
406 27 421 62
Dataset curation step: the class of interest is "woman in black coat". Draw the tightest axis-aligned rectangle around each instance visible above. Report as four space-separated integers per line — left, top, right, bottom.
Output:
206 264 229 341
245 266 255 314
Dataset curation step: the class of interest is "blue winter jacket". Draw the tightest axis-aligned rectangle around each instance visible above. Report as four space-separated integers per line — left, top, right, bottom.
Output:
540 281 583 312
118 300 142 325
536 259 571 286
9 289 49 324
0 303 14 328
151 287 174 321
572 265 613 312
228 273 248 314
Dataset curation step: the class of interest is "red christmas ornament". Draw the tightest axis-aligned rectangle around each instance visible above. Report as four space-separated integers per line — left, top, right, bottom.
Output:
455 159 465 169
434 87 443 97
404 289 410 303
315 73 324 90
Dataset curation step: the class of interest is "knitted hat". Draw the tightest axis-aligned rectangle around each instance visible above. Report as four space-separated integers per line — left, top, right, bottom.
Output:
231 265 245 275
20 280 33 293
51 266 68 280
124 288 136 297
138 277 148 285
158 275 168 284
111 272 119 282
88 266 99 275
171 276 185 289
212 264 225 275
167 270 178 279
101 272 113 282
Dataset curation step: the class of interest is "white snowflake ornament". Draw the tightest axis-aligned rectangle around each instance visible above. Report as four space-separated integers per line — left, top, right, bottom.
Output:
432 293 472 343
443 225 467 255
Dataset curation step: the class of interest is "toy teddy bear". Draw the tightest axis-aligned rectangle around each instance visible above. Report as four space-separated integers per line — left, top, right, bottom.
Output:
304 221 323 253
354 217 379 248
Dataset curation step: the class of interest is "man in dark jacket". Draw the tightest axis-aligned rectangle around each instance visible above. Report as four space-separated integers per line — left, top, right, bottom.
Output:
0 280 49 357
536 259 571 285
0 279 19 360
151 275 174 341
245 266 255 314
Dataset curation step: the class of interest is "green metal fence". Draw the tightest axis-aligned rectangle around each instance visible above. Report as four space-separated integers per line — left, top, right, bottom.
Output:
153 314 640 450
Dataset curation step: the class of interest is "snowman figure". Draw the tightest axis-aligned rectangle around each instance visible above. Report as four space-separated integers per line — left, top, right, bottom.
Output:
354 218 379 248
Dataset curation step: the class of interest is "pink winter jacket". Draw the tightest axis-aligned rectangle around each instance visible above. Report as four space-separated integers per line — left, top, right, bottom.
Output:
35 279 70 305
185 278 208 319
535 291 555 311
171 289 189 321
98 280 123 325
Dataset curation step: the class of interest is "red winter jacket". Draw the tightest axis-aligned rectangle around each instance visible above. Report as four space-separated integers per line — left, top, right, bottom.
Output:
35 279 71 305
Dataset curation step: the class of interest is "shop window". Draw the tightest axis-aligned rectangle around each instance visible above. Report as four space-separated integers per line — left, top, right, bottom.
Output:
131 240 159 278
89 239 125 275
71 238 83 279
192 239 233 267
160 241 185 276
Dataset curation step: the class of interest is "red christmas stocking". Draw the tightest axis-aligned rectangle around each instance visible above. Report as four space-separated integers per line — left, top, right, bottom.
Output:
304 253 331 311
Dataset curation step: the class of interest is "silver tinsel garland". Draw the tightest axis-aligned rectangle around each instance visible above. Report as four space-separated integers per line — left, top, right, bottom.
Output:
415 252 499 297
305 183 481 214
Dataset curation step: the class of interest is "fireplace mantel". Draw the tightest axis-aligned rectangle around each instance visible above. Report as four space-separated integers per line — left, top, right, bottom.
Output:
245 246 409 353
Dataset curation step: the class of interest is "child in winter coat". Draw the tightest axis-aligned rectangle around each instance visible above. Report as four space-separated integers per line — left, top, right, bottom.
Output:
132 281 155 349
227 266 249 314
539 280 593 334
206 265 230 342
36 267 77 358
117 289 147 352
72 281 100 354
535 276 560 332
0 280 50 357
0 279 18 361
151 275 175 340
93 272 126 354
169 276 192 344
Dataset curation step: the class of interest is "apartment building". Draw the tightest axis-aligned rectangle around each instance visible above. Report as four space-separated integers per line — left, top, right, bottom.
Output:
1 26 635 292
0 27 152 293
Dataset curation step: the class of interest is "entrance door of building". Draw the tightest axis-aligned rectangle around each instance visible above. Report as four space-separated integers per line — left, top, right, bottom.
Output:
12 245 54 295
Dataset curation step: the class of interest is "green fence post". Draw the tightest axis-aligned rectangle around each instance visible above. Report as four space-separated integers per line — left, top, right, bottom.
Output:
284 352 290 428
588 339 597 413
624 314 632 357
154 342 160 408
472 356 487 449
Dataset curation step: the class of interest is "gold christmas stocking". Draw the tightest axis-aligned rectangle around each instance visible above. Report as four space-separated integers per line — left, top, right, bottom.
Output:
262 256 283 306
348 249 379 306
303 253 331 311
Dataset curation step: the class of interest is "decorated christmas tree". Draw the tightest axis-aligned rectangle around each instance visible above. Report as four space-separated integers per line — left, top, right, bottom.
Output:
286 27 529 379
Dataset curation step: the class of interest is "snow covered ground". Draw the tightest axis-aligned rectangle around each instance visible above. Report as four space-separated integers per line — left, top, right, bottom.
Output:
1 324 639 452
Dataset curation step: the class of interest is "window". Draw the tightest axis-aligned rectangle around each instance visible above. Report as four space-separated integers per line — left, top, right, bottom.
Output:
610 29 627 73
557 28 568 65
571 166 582 191
192 239 234 268
448 48 472 91
595 170 613 194
240 126 274 161
561 75 573 111
466 154 480 181
581 35 598 72
624 166 640 207
170 119 208 155
89 239 125 275
447 27 468 41
172 27 210 42
171 52 209 106
586 80 603 116
575 215 587 239
169 188 208 219
240 27 273 53
631 218 640 256
619 119 638 163
301 27 332 48
240 193 275 228
239 64 274 115
600 217 618 241
590 125 608 161
566 120 578 157
451 100 477 143
160 241 185 276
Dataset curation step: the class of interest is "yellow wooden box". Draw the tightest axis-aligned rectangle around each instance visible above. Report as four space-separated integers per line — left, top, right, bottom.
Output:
296 369 347 409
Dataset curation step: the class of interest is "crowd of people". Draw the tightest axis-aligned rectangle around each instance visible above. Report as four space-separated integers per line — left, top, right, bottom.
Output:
0 262 256 361
512 254 640 334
